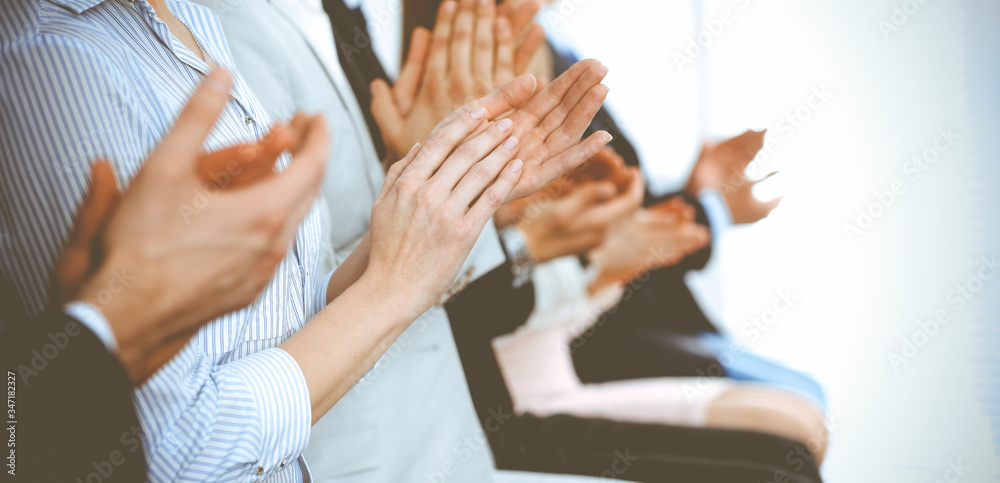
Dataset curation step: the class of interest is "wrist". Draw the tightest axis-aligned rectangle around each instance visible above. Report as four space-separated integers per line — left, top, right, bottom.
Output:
355 269 431 322
498 225 536 288
74 261 162 380
519 223 551 264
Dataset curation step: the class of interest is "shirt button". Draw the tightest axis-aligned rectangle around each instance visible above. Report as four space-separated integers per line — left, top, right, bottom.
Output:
280 459 286 468
256 466 264 476
245 116 254 125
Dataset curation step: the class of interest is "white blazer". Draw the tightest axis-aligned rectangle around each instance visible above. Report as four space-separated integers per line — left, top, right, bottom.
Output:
193 0 504 481
193 0 617 481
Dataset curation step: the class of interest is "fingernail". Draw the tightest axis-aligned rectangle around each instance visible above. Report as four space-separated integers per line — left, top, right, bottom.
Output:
470 107 487 119
443 1 456 14
504 136 519 150
497 118 513 132
510 159 523 173
407 142 421 157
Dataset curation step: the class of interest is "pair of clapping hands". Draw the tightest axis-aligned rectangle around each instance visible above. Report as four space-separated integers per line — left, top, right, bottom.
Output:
496 147 711 291
55 47 611 383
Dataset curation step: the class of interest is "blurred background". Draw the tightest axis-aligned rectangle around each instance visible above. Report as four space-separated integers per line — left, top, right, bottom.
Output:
539 0 999 480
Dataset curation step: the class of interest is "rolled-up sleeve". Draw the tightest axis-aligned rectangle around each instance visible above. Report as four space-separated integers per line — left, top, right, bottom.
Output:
137 345 312 481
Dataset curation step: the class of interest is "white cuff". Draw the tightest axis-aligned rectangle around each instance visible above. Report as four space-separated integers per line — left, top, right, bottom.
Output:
63 301 117 352
698 189 732 236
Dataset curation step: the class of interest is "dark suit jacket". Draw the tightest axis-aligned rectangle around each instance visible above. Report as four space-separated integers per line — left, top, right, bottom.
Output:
1 312 146 482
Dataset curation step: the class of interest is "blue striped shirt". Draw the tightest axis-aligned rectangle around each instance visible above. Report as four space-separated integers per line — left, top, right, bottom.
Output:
0 0 327 480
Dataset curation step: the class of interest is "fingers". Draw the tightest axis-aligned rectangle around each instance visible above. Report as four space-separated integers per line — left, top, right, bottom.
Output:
494 17 515 85
475 73 537 119
432 117 516 189
404 75 536 179
53 160 121 302
567 180 615 205
377 142 421 204
536 82 610 162
677 223 711 252
582 172 643 225
198 123 293 189
370 78 405 151
509 59 602 129
245 115 328 225
267 116 329 250
472 0 496 94
506 0 541 39
447 125 522 206
450 0 476 96
70 160 120 248
756 195 783 219
535 65 609 142
514 24 545 75
466 158 523 222
396 28 432 114
520 130 613 202
427 1 457 80
156 69 233 168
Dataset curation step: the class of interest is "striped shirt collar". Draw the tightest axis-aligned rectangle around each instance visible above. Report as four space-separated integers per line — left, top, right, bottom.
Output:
46 0 106 14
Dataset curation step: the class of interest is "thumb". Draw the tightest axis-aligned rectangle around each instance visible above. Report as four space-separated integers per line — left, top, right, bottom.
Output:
155 69 234 169
569 180 616 207
370 79 405 151
53 160 121 303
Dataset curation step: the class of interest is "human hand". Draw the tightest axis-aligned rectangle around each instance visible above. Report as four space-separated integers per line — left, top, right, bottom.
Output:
686 129 766 195
371 0 546 162
588 198 710 291
513 167 644 263
65 70 328 384
566 146 635 194
365 76 538 315
52 115 297 306
685 129 782 224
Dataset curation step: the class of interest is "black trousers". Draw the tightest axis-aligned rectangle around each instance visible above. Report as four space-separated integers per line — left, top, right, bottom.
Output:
492 414 823 483
571 191 725 384
445 262 823 483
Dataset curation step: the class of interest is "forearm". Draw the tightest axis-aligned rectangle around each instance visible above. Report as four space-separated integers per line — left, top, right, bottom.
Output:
282 272 425 424
325 233 371 304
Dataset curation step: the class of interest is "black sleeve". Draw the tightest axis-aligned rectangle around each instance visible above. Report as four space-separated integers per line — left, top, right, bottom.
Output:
645 190 714 273
445 261 534 428
2 312 146 482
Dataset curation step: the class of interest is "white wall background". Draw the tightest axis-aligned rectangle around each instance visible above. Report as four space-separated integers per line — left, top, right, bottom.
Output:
554 0 996 480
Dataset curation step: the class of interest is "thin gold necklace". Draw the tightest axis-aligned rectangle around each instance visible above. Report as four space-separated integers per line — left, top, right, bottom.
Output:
177 18 209 64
